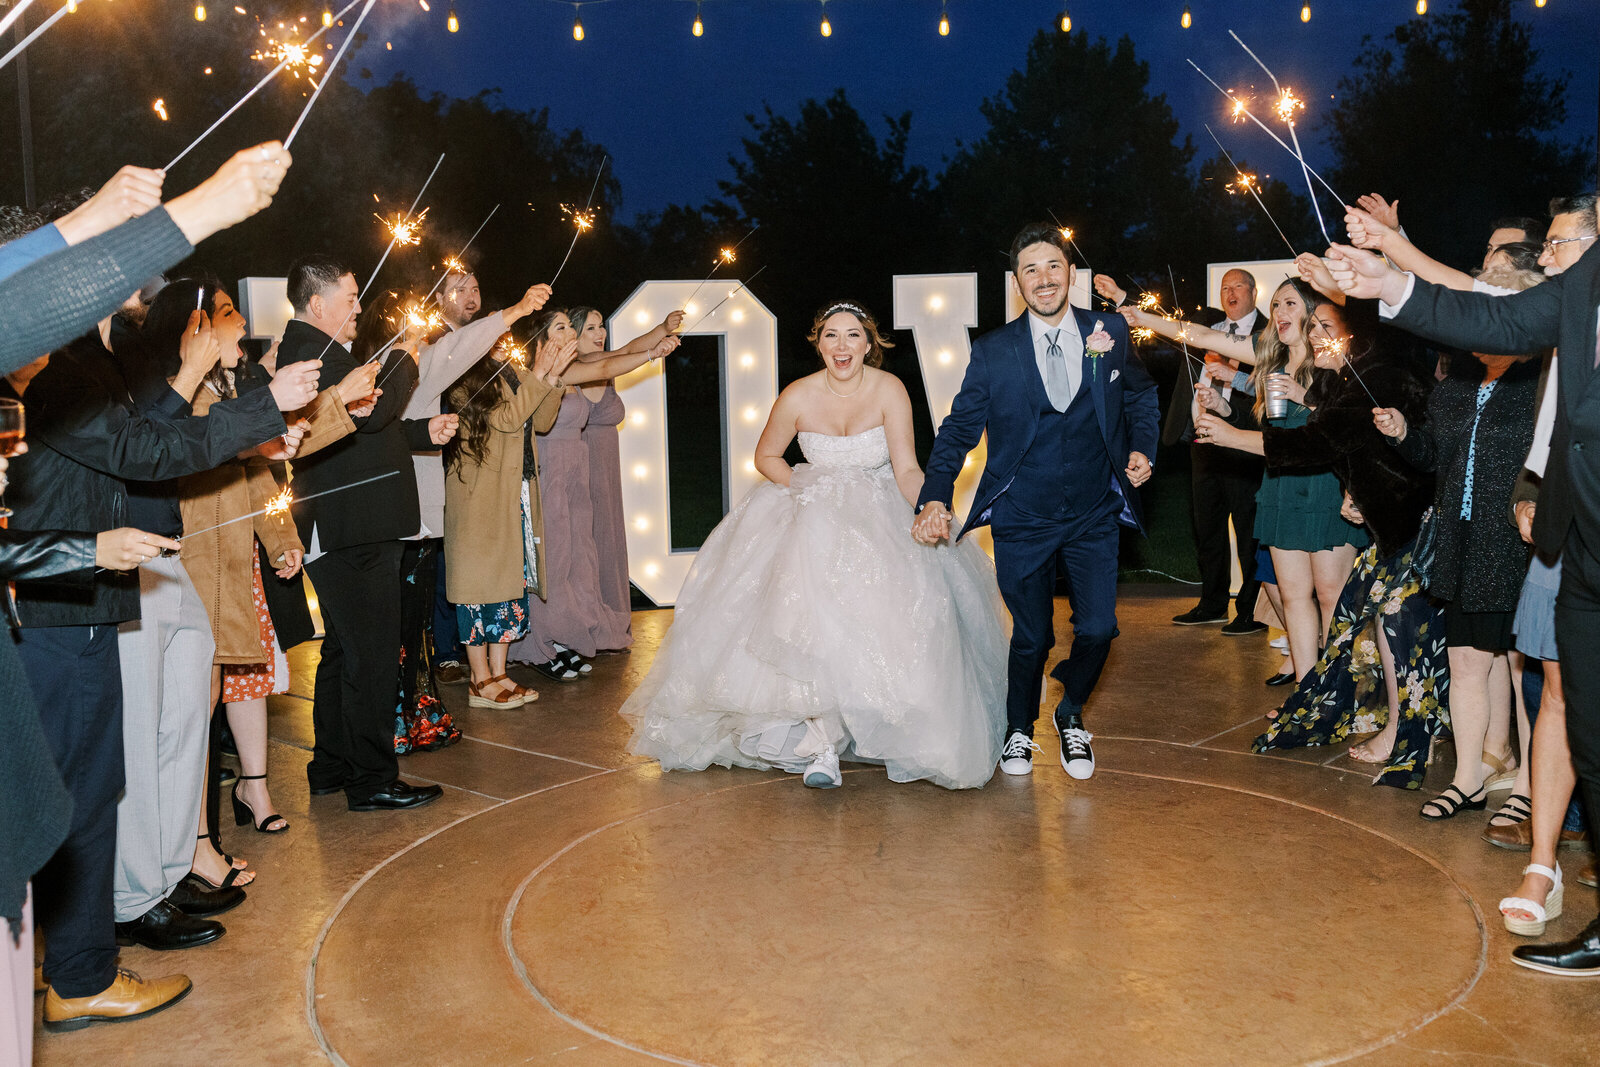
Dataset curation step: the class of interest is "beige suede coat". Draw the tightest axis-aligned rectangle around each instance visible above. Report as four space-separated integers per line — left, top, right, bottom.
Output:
444 369 562 606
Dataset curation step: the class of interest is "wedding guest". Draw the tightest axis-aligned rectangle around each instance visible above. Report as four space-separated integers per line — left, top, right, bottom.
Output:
7 305 310 1028
508 312 681 681
1195 300 1441 786
277 262 457 812
443 322 578 707
1124 278 1366 687
395 267 552 746
1097 269 1266 632
1372 269 1544 819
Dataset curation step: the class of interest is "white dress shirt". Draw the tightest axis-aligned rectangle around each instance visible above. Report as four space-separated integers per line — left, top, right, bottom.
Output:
1207 308 1258 398
1028 311 1082 410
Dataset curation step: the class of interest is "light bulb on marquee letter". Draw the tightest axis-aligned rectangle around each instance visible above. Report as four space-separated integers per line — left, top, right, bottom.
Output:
612 280 779 605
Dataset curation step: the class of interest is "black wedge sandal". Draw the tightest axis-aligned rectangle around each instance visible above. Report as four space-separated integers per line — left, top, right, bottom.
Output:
232 774 289 833
1487 793 1533 828
1420 783 1488 821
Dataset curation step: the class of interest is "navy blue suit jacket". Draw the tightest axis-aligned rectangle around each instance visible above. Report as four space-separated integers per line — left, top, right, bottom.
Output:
918 307 1161 541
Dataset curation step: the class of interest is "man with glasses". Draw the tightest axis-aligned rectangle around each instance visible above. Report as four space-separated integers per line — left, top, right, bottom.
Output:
1539 194 1599 274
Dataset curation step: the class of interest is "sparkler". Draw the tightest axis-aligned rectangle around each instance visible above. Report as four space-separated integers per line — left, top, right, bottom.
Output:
284 0 377 150
1168 265 1198 396
682 265 768 335
1227 29 1331 246
153 99 170 122
456 336 538 410
374 206 429 247
1204 124 1297 258
165 0 364 170
0 0 39 40
1315 335 1380 408
178 472 398 542
547 156 608 286
1186 60 1341 206
371 204 503 382
0 1 70 74
681 225 760 315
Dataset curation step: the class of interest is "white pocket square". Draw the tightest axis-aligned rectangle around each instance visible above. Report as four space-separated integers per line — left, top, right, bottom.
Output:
1109 369 1121 383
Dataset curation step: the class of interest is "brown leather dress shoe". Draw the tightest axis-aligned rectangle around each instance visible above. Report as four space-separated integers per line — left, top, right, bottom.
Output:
42 968 192 1032
1483 819 1590 852
434 661 468 685
1580 858 1598 889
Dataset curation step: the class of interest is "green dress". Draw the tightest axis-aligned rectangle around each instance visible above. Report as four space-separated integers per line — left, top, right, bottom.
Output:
1253 402 1369 552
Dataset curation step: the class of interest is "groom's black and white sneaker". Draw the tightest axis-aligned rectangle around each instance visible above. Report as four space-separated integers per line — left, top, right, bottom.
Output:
999 730 1042 776
1054 711 1095 780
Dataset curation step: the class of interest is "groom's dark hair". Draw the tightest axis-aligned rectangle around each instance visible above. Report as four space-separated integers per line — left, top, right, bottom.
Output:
1008 223 1072 275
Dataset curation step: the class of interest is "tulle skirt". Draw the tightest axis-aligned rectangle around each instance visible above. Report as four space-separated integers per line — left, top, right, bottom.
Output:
620 462 1008 790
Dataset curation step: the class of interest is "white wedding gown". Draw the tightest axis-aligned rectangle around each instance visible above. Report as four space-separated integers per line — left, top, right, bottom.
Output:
620 426 1008 789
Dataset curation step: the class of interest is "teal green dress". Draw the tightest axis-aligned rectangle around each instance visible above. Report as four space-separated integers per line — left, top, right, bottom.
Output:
1253 402 1369 552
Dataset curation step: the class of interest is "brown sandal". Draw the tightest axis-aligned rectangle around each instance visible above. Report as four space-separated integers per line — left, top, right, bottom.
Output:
468 674 527 708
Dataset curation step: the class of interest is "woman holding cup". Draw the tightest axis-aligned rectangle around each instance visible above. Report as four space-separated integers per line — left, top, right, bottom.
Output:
1122 278 1365 686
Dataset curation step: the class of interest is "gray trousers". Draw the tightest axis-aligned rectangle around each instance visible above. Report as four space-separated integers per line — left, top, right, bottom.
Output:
113 556 216 922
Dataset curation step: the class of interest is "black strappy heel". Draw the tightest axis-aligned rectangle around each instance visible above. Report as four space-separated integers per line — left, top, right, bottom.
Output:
231 775 289 834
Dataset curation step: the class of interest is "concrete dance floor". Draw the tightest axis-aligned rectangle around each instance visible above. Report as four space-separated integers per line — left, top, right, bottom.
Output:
32 588 1600 1065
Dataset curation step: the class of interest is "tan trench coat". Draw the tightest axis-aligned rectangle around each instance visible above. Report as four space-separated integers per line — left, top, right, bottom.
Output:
179 385 354 664
444 369 562 606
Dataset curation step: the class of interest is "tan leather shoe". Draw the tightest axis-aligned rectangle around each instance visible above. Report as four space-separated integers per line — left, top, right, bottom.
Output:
1580 858 1598 889
1483 819 1591 852
42 968 192 1032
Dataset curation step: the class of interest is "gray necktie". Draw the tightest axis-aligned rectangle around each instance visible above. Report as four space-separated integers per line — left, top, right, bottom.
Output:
1045 329 1070 410
1227 321 1239 338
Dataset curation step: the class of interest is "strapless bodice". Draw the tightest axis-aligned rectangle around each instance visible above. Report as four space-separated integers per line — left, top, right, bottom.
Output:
796 425 890 470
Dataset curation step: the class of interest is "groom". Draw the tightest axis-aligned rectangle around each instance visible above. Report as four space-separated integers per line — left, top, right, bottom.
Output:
913 223 1159 780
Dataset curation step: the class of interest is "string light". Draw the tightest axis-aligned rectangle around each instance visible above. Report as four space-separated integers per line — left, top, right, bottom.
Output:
1415 0 1426 12
1535 0 1545 7
819 1 830 37
692 0 702 36
1300 3 1311 20
322 9 332 26
447 6 458 31
1059 8 1070 32
573 15 583 39
1181 5 1191 28
938 1 949 36
194 4 206 20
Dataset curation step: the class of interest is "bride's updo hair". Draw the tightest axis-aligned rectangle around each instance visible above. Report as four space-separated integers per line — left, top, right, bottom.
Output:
807 300 895 369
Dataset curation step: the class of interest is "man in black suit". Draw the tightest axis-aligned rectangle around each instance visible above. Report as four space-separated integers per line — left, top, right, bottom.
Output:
277 255 458 812
1328 194 1600 977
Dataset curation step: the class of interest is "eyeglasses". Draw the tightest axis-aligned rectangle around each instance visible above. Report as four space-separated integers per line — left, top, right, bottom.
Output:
1542 234 1598 254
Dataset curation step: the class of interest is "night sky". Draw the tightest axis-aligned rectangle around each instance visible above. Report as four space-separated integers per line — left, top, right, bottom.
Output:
358 0 1600 222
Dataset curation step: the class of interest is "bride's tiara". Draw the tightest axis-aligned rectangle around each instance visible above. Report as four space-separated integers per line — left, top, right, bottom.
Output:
822 301 870 320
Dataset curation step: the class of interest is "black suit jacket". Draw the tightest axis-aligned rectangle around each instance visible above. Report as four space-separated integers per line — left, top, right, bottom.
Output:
276 319 433 552
1389 244 1600 557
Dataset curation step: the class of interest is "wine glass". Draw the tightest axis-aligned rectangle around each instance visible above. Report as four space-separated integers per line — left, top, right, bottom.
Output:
0 397 24 519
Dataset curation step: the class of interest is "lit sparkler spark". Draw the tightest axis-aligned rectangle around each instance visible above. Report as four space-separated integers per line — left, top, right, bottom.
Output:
1230 95 1249 123
497 339 528 368
718 247 737 264
1136 292 1161 312
263 489 294 517
560 203 597 233
443 256 468 275
1314 335 1349 359
1273 88 1303 124
1059 227 1074 242
1226 171 1261 195
1131 327 1156 344
153 98 169 121
254 39 323 78
375 205 428 247
402 302 444 332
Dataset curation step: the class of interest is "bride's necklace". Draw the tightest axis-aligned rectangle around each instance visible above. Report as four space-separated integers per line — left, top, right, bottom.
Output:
825 370 864 399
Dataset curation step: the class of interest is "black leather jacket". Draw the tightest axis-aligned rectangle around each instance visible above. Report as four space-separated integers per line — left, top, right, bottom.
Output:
0 528 95 626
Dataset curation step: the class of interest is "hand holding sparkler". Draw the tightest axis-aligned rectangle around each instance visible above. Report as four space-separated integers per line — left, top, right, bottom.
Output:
1193 383 1231 420
1092 274 1128 308
1295 252 1342 301
1342 206 1392 253
505 284 555 325
1373 407 1408 442
427 413 459 446
177 310 221 383
336 362 382 409
1193 412 1244 450
96 529 183 571
164 143 293 246
647 334 682 362
54 166 166 246
268 359 322 412
257 420 308 462
1324 244 1407 303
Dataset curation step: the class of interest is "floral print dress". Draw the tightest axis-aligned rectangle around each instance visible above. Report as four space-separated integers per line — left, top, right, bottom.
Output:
1253 540 1450 789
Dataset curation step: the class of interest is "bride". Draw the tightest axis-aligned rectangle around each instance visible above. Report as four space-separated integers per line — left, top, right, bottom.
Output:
619 301 1007 789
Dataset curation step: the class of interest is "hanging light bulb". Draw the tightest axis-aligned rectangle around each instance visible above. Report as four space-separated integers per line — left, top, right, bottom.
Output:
322 8 332 27
1181 5 1191 28
938 2 949 36
194 3 206 19
66 0 78 11
1535 0 1546 7
692 1 703 36
1416 0 1426 10
572 9 584 40
1300 3 1311 20
820 1 831 36
1059 9 1071 32
447 6 458 31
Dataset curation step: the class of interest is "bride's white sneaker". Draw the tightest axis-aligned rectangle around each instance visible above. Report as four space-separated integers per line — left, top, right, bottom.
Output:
802 745 842 788
999 730 1042 775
